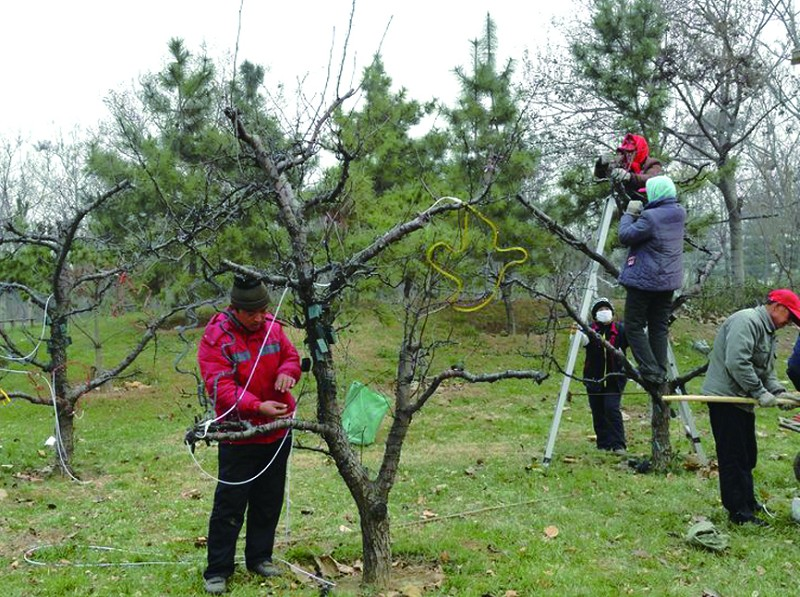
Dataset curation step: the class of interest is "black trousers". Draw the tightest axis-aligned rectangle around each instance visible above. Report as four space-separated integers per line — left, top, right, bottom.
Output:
624 287 674 384
588 390 626 450
204 438 290 579
708 404 758 520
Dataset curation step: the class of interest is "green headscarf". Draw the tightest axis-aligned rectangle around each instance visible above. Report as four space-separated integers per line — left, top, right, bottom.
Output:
644 175 677 204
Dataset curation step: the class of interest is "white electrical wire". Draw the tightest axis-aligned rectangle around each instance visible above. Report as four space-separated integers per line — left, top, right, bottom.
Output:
0 366 88 484
187 421 293 486
198 285 292 436
44 370 90 485
1 294 53 362
274 556 337 588
189 282 302 486
23 544 336 588
24 544 195 567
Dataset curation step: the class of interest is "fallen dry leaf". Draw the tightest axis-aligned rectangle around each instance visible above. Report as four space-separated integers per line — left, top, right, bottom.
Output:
543 525 559 539
338 525 353 533
313 555 340 578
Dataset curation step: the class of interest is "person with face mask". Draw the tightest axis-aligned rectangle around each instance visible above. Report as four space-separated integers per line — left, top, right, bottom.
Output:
576 298 630 455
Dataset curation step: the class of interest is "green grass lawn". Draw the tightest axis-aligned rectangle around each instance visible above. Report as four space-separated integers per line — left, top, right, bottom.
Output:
1 305 798 595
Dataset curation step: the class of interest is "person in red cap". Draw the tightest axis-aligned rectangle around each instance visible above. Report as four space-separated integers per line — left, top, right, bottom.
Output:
701 288 800 526
594 133 662 204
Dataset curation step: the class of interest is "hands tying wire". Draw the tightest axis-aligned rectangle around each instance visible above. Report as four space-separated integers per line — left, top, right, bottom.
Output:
259 400 292 418
256 374 298 418
274 373 296 393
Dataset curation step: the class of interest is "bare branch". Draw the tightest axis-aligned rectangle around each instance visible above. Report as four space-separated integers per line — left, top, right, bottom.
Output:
516 192 619 278
410 367 548 414
185 417 332 445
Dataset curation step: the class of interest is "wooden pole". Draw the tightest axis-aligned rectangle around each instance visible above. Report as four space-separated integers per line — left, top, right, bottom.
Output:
663 394 799 407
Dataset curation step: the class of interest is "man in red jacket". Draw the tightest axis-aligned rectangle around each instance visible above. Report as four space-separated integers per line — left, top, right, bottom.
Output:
198 275 301 594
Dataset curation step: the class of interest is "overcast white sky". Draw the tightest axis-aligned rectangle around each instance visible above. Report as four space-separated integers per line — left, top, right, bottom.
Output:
0 1 574 141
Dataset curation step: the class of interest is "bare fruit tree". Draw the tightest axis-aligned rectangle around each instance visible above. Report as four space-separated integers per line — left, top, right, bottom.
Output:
182 102 549 587
0 138 210 475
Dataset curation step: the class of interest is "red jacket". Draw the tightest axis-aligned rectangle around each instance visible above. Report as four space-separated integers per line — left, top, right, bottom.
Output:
198 308 301 444
594 134 662 200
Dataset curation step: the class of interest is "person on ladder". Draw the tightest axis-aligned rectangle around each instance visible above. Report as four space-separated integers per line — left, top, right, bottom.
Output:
595 133 662 209
576 297 630 455
618 174 686 394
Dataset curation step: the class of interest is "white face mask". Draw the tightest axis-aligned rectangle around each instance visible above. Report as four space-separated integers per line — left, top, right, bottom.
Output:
595 309 613 324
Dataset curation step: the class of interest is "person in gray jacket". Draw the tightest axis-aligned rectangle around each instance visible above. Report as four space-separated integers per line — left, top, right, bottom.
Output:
702 288 800 526
618 175 685 391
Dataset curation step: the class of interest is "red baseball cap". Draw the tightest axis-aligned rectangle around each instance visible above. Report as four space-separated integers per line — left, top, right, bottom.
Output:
767 288 800 323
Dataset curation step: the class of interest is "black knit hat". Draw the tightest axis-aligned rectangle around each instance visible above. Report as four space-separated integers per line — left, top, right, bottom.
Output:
590 297 614 319
230 275 270 311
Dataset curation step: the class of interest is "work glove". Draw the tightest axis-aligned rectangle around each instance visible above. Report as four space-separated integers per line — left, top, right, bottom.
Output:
573 328 589 347
779 391 800 410
757 390 777 407
610 168 632 183
626 200 643 216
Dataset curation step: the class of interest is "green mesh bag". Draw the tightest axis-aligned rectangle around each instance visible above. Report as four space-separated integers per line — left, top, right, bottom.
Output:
341 381 390 446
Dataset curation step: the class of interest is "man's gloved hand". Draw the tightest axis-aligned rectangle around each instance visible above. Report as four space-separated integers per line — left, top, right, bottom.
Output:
610 168 632 183
757 390 778 407
626 200 643 216
778 391 800 410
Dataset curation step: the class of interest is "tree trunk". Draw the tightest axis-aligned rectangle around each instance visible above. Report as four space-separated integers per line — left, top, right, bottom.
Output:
501 282 516 335
650 397 673 470
55 403 75 471
717 173 744 286
93 310 107 389
358 498 392 586
306 302 395 586
49 304 76 470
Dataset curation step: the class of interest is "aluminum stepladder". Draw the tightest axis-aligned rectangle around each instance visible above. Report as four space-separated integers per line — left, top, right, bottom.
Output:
666 343 707 464
541 195 707 466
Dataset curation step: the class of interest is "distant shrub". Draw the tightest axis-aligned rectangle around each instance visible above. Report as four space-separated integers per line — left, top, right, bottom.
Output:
692 281 772 319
